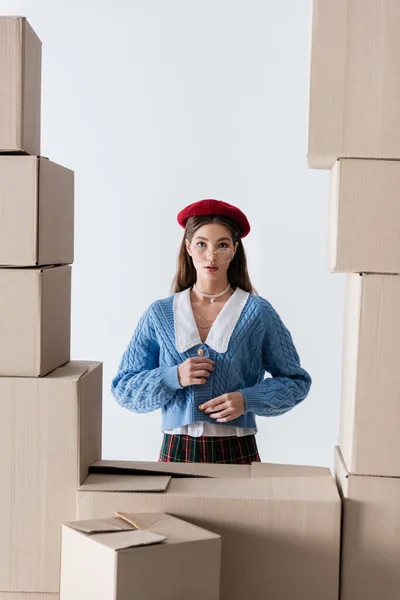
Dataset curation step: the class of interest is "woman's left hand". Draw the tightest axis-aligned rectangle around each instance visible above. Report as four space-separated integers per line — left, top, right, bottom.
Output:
199 392 245 423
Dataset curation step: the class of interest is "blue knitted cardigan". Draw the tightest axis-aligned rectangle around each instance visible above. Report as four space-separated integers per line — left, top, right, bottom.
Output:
111 287 312 431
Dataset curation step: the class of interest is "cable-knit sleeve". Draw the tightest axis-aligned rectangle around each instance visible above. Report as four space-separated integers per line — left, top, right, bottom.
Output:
111 303 183 413
238 300 311 417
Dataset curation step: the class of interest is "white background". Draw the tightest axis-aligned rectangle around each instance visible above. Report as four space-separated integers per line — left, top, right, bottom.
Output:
2 0 345 467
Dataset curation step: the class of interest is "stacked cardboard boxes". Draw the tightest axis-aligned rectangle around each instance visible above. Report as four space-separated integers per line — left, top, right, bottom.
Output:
0 16 103 599
308 1 400 598
76 460 342 599
0 11 347 600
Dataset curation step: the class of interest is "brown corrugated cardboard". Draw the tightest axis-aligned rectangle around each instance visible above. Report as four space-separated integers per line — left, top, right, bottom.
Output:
251 461 331 477
90 459 329 478
0 361 102 593
0 595 58 600
308 0 400 169
81 473 171 492
0 265 71 376
78 464 341 600
329 159 400 273
64 513 167 547
339 273 400 476
90 459 251 478
335 446 400 600
0 17 41 155
0 157 74 266
60 513 221 600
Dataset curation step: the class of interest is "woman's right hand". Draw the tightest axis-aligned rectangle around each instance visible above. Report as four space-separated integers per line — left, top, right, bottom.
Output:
177 357 215 387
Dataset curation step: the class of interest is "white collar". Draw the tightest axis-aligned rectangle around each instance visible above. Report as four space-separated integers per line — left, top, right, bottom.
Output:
173 286 250 353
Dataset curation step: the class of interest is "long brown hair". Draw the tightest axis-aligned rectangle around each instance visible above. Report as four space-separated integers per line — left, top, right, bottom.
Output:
171 214 258 294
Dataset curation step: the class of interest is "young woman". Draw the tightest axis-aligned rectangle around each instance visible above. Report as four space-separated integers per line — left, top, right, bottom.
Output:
111 198 311 464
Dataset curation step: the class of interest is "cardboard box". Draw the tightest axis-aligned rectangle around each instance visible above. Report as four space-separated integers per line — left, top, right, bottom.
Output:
0 17 41 155
0 595 58 600
339 273 400 476
0 265 71 376
308 0 400 169
91 458 331 478
90 459 252 478
60 512 221 600
78 461 341 600
329 159 400 274
0 157 74 267
335 446 400 600
0 361 102 593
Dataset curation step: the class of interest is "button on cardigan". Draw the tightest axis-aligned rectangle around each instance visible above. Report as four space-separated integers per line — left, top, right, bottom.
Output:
111 287 312 432
164 287 257 438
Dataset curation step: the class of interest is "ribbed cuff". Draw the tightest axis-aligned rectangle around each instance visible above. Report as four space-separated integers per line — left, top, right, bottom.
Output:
238 386 264 413
160 365 184 392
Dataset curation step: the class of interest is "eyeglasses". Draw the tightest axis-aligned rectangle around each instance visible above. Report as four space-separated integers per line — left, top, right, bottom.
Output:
189 244 234 264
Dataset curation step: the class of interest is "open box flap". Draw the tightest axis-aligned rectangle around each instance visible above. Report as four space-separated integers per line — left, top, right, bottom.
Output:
79 473 171 492
65 513 167 550
67 516 134 534
82 529 166 550
89 459 251 479
89 459 330 480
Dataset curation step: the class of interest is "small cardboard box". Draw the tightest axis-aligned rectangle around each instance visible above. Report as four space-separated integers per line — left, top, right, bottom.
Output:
339 273 400 476
60 512 221 600
308 0 400 168
329 159 400 274
0 361 103 593
0 17 41 155
335 445 400 600
78 460 341 600
0 156 74 267
0 265 71 376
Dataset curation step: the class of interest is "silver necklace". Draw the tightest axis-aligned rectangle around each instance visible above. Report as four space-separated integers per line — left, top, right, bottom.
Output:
193 283 231 304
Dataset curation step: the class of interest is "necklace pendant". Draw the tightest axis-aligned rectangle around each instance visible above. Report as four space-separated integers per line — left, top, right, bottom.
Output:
210 297 215 303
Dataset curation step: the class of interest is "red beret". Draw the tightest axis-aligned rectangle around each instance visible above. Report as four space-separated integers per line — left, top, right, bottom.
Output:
177 199 250 238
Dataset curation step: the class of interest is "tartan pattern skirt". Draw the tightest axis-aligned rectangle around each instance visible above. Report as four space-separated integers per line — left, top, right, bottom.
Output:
159 433 261 464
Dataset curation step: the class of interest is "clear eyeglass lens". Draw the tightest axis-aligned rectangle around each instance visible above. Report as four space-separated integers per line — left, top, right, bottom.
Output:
191 246 233 263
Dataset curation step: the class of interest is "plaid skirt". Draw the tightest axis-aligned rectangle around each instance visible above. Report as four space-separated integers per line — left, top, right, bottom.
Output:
159 433 261 464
